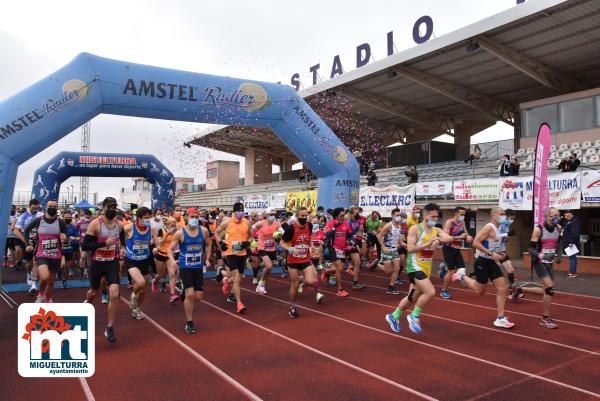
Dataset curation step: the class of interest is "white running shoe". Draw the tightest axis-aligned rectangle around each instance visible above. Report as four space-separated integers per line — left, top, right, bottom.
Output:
252 277 258 285
297 282 304 294
130 292 138 309
34 295 45 303
255 284 267 295
493 317 515 329
451 268 467 283
26 274 33 286
315 293 325 304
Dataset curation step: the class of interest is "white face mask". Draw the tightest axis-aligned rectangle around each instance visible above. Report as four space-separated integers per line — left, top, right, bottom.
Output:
414 213 421 219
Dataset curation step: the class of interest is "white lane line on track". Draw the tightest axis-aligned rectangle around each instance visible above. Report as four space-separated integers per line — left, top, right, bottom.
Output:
201 299 439 401
277 279 600 357
119 297 264 401
340 277 600 330
360 271 600 312
79 378 95 401
242 286 600 399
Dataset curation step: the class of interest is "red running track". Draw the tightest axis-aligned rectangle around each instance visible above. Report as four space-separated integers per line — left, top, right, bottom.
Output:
1 270 599 401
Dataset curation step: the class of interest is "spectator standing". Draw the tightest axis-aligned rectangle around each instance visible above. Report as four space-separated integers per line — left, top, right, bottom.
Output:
406 166 418 184
568 153 580 172
497 154 511 176
508 157 520 176
367 169 378 186
464 144 481 165
561 210 581 278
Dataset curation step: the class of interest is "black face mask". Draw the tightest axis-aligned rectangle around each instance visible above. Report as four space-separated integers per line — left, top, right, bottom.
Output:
10 210 16 216
105 209 117 220
354 214 360 220
65 219 72 224
47 207 57 217
297 217 308 225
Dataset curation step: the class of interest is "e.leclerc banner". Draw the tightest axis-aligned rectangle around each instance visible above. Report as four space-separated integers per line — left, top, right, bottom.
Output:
533 123 551 226
243 194 270 213
359 185 415 216
498 172 581 210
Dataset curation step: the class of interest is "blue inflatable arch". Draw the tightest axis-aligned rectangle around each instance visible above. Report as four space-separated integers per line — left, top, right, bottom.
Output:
31 151 176 209
0 53 359 251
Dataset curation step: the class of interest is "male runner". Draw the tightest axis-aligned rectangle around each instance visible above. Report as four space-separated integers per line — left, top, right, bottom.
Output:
153 217 180 303
252 208 280 294
440 206 472 299
14 199 43 294
214 202 252 314
385 203 452 334
280 207 319 318
60 210 80 288
365 211 383 267
514 208 562 329
169 208 211 333
124 207 158 320
407 206 421 228
172 204 186 229
345 206 367 290
497 209 520 299
324 207 352 297
76 209 93 279
23 200 67 303
4 206 18 268
82 197 124 343
451 207 515 329
375 208 405 295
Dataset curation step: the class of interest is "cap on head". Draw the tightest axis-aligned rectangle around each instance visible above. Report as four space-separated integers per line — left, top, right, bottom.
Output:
102 197 118 207
412 206 420 212
186 207 199 216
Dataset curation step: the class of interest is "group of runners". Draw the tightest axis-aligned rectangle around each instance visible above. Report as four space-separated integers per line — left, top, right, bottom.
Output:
4 197 565 342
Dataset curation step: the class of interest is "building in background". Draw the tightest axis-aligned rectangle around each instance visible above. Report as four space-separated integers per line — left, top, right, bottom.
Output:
206 160 240 190
175 177 195 196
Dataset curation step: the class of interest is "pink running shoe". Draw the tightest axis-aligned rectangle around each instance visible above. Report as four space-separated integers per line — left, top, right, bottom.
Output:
169 293 179 305
151 281 159 294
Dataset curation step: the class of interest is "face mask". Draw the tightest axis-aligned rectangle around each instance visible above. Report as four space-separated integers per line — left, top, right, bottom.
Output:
235 212 244 220
414 213 420 219
394 216 402 223
47 207 57 217
65 219 72 224
10 210 15 216
174 211 182 218
297 217 308 225
354 214 360 220
507 219 514 225
458 215 465 222
105 209 117 220
268 215 276 222
188 218 199 227
155 215 162 221
427 219 437 228
30 208 39 214
401 218 407 224
551 216 560 225
199 217 205 223
498 215 507 224
318 212 324 217
143 219 152 227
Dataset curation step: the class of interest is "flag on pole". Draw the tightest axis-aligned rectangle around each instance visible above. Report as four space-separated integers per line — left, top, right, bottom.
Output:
532 123 551 226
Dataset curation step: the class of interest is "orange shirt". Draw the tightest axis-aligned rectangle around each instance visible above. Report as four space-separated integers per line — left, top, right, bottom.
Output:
223 217 251 256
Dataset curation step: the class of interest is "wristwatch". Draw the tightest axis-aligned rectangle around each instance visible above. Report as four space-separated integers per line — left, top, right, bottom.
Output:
486 250 493 257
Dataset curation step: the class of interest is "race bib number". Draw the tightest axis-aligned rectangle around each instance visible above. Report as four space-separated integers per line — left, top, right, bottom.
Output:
292 245 308 258
419 249 434 262
95 246 116 261
335 248 346 259
185 250 203 266
132 240 149 258
541 248 555 263
263 239 275 250
42 239 59 257
232 241 244 253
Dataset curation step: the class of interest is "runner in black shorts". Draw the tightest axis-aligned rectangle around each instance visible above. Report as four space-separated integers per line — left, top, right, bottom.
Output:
451 207 514 329
440 207 472 299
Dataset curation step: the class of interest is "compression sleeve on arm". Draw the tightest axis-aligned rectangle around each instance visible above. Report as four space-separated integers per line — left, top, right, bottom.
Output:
528 241 539 262
82 234 107 252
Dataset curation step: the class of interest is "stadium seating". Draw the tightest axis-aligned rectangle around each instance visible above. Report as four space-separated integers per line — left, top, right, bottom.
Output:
570 142 580 150
582 141 592 149
558 143 569 151
595 139 600 148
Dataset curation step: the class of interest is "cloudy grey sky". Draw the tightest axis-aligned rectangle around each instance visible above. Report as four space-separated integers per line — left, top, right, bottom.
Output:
1 0 517 201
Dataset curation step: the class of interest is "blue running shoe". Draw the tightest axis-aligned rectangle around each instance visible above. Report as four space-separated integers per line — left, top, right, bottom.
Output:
438 262 447 279
385 313 401 333
440 289 452 299
101 293 109 304
395 277 404 285
407 314 422 334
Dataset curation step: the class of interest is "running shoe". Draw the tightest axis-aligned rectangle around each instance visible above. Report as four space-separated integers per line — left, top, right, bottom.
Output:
438 262 447 279
352 282 366 290
101 293 109 304
255 284 267 295
130 292 138 309
346 267 354 275
34 295 45 303
385 313 401 333
222 279 231 295
26 274 32 286
540 317 558 329
440 289 452 299
236 303 247 314
169 293 179 304
29 284 38 295
336 289 349 297
252 277 258 285
493 317 515 329
226 294 237 303
510 286 524 302
151 281 158 294
386 286 400 295
159 280 167 293
175 280 184 293
104 326 117 343
395 277 404 285
185 322 196 334
315 293 325 304
132 307 144 320
406 314 422 334
127 281 134 289
565 273 578 278
288 306 299 319
62 279 67 288
451 268 466 283
297 282 304 294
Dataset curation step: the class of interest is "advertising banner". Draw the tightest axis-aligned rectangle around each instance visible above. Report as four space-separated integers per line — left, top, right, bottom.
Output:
499 172 581 210
582 170 600 202
285 190 318 214
243 194 270 213
359 185 415 216
453 178 499 201
415 180 453 196
270 192 287 209
533 123 551 225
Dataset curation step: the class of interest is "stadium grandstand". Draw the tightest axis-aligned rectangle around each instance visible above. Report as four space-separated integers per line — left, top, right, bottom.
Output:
179 0 600 260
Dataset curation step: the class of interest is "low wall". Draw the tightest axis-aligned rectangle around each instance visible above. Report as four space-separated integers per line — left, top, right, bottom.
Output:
522 253 600 275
